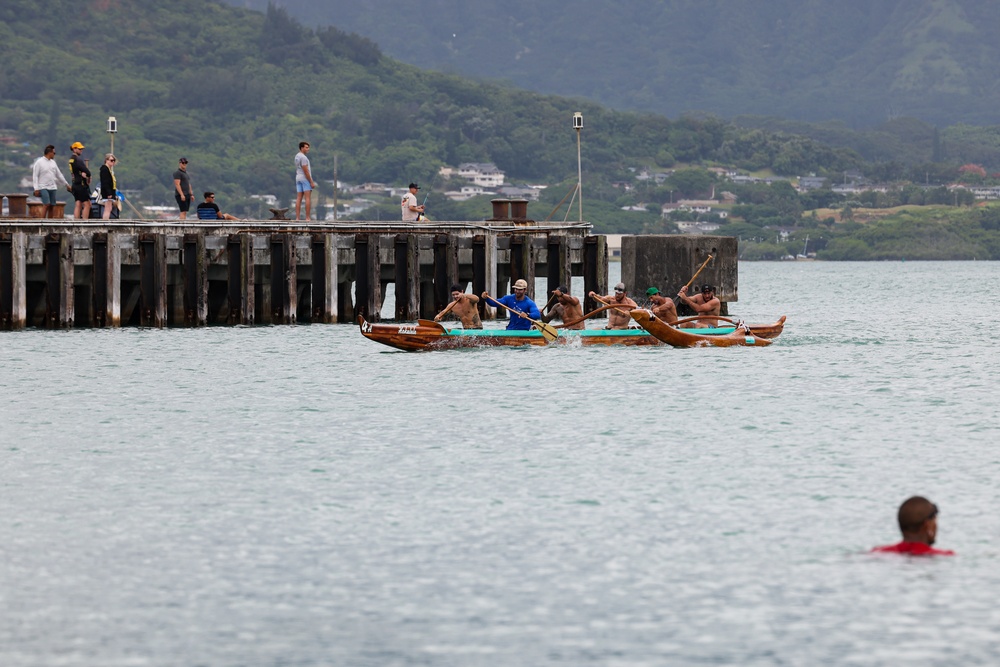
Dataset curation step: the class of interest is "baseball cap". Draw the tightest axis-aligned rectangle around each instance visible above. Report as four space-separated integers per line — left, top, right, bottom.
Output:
71 141 85 149
408 182 420 189
556 285 569 294
614 282 626 292
179 157 189 164
646 287 660 296
513 279 528 290
701 284 714 293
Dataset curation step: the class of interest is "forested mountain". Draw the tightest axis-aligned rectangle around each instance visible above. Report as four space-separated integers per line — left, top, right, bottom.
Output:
229 0 1000 127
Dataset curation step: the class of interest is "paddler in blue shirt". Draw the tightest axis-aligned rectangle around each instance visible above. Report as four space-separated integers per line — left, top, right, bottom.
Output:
493 279 540 331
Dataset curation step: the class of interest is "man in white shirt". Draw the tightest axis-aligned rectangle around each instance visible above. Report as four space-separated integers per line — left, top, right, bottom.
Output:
32 145 71 218
401 182 425 221
294 141 317 221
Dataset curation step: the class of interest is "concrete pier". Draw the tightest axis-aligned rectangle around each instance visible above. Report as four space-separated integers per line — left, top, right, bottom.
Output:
0 218 604 330
620 235 738 314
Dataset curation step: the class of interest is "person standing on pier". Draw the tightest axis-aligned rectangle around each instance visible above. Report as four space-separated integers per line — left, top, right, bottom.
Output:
99 154 118 220
401 182 425 221
590 283 637 330
872 496 955 556
542 286 585 330
173 157 193 220
492 279 540 331
294 142 317 221
434 284 482 329
646 287 678 324
676 284 721 327
68 141 92 220
32 145 71 219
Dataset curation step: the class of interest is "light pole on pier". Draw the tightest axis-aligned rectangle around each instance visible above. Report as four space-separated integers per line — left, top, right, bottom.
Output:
107 116 118 155
573 112 583 224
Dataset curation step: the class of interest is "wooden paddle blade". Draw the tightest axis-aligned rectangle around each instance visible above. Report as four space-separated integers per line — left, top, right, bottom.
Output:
535 321 559 343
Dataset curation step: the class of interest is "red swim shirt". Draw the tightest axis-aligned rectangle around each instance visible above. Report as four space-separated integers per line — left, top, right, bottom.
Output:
871 541 955 556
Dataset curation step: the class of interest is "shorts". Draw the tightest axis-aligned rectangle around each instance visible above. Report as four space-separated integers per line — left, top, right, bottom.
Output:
39 189 57 205
72 185 91 202
175 193 192 212
296 180 313 193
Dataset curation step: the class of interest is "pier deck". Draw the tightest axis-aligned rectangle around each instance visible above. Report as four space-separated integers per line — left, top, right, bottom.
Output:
0 219 607 329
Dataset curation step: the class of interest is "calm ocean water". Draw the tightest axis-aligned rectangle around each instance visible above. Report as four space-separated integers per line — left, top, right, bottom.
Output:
2 261 1000 666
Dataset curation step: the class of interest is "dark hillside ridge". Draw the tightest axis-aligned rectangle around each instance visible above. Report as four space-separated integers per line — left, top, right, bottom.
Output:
227 0 1000 126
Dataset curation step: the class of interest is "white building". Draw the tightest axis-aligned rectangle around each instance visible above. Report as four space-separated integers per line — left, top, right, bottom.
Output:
457 163 505 188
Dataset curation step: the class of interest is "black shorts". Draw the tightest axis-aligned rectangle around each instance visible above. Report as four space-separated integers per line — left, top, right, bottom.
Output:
72 185 91 202
175 193 192 213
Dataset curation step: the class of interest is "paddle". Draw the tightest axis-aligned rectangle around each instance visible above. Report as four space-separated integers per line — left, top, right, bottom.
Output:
482 292 558 343
589 292 633 316
673 254 714 306
433 298 458 323
540 292 558 316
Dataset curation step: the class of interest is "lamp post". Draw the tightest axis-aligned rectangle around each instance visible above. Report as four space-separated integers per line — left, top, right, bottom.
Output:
573 112 583 223
107 116 118 155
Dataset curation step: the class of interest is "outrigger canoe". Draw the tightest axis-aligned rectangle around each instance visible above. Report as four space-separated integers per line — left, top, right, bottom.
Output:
358 316 660 351
631 310 786 348
358 314 785 351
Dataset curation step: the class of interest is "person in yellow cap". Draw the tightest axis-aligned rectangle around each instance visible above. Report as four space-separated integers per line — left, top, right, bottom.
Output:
491 278 540 331
68 141 92 219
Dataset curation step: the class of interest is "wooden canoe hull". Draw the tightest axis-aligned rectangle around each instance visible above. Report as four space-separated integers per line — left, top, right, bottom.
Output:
631 310 786 348
359 317 662 351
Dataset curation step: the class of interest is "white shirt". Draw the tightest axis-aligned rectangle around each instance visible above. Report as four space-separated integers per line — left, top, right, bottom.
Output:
294 151 311 182
32 156 69 191
401 191 419 221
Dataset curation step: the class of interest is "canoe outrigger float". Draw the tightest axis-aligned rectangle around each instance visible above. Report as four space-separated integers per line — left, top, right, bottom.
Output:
358 313 786 351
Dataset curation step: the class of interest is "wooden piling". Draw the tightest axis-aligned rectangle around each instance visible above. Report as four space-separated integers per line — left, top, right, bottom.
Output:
433 234 458 315
471 232 497 319
269 234 296 324
583 235 608 315
353 234 380 322
311 233 337 323
92 232 121 327
546 235 571 296
182 233 207 326
0 232 27 330
44 233 74 328
509 234 537 298
138 233 167 328
394 233 419 321
227 233 254 325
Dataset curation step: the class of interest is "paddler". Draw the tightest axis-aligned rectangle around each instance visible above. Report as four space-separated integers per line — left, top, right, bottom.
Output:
542 285 585 330
646 286 678 324
676 283 721 328
434 284 482 329
491 278 540 331
871 496 955 556
589 282 637 330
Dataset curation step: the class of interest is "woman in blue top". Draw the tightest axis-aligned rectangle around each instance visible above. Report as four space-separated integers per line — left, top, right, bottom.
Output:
493 279 540 331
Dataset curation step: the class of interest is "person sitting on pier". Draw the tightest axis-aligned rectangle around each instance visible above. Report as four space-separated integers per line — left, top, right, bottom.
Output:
542 285 585 330
196 192 240 221
493 278 540 331
872 496 955 556
590 283 637 330
676 283 721 328
646 287 678 324
434 284 482 329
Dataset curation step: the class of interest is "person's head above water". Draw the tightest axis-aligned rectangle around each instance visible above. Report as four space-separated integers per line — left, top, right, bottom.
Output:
897 495 939 545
